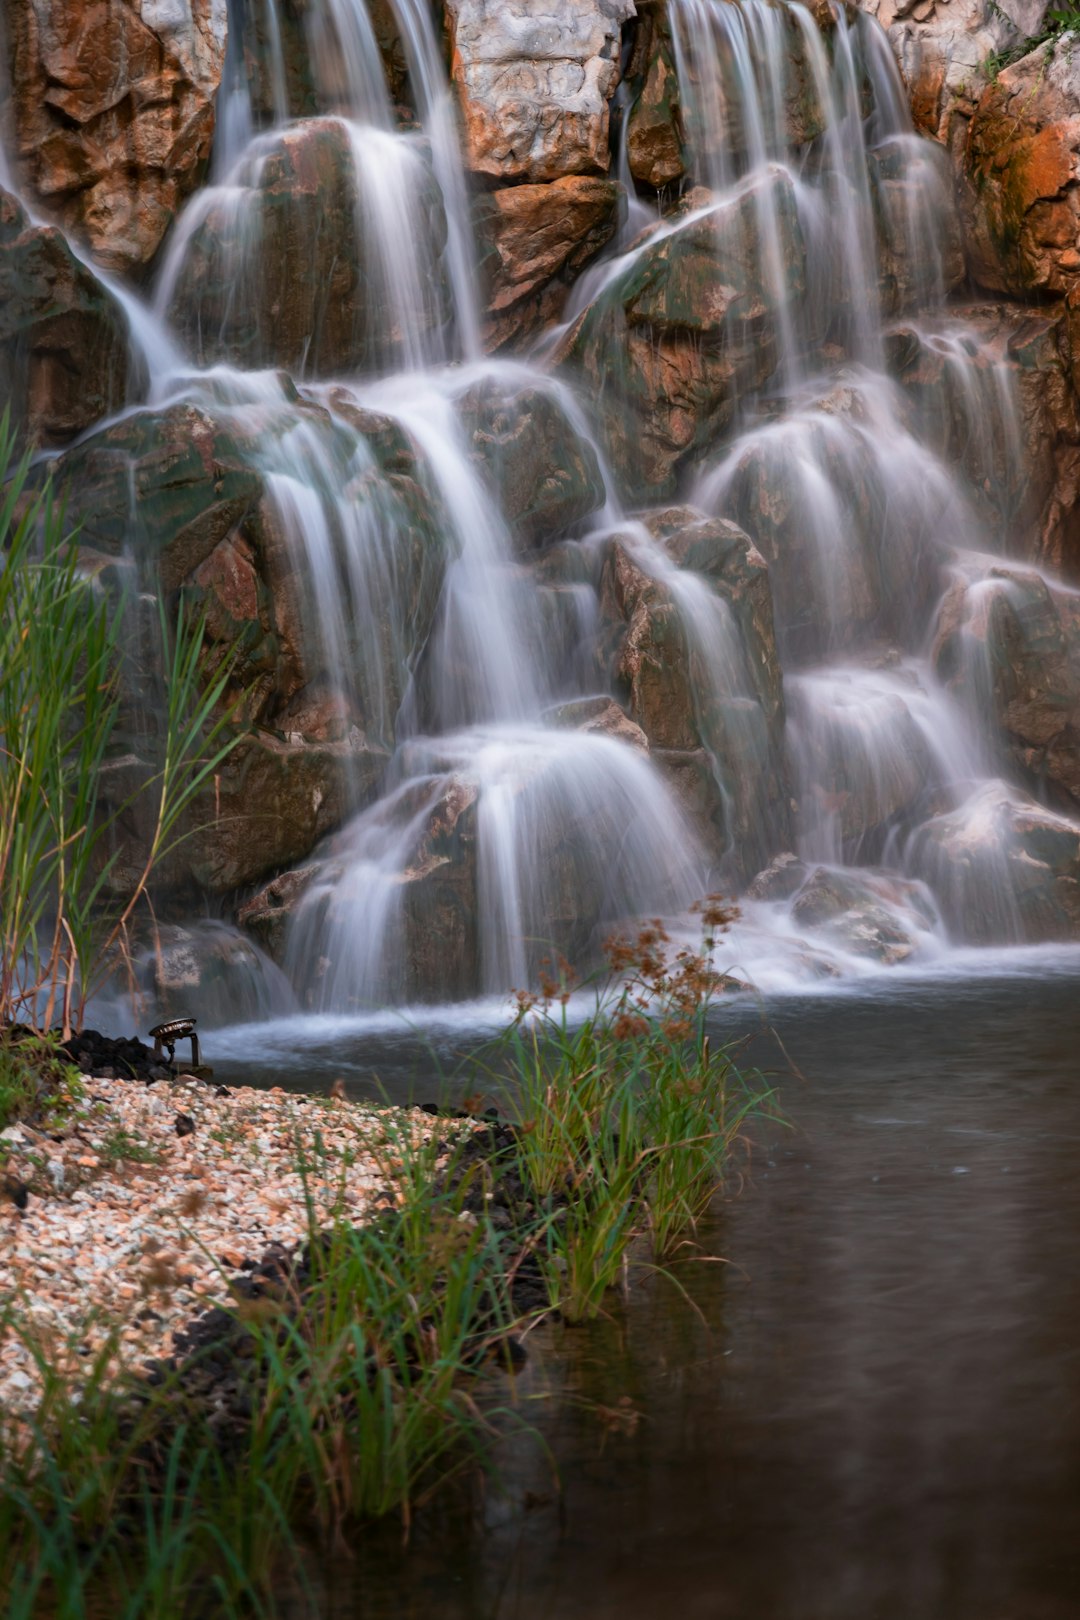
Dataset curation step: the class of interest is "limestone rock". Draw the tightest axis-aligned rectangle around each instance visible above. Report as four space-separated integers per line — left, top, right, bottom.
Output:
473 175 623 351
0 189 132 449
446 0 634 181
548 695 649 753
554 173 806 500
4 0 226 274
964 38 1080 299
455 375 606 550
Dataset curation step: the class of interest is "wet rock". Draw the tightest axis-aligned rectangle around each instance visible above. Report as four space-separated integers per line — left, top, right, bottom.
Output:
0 189 132 451
869 138 964 316
964 37 1080 300
146 920 293 1025
455 376 606 550
165 118 451 374
237 866 322 961
789 865 938 962
787 669 940 858
910 781 1080 942
104 729 386 897
446 0 634 181
547 695 649 753
4 0 226 274
554 172 806 500
473 176 623 351
933 560 1080 814
746 852 809 902
599 506 791 877
624 3 685 190
886 303 1080 581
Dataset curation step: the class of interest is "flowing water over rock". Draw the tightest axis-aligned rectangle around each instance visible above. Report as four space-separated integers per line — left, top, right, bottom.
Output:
5 0 1080 1023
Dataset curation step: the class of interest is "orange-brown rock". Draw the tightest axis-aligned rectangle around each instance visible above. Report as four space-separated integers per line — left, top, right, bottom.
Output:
4 0 226 275
446 0 634 181
473 175 623 350
0 188 131 449
964 38 1080 298
624 3 685 190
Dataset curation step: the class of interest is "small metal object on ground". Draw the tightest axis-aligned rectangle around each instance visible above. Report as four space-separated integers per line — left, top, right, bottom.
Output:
148 1018 214 1081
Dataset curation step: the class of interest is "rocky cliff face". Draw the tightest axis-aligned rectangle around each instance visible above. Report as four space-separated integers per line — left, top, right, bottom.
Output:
3 0 226 274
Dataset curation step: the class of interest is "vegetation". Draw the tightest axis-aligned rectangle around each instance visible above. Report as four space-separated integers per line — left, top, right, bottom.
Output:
986 0 1080 79
0 408 242 1039
0 902 779 1616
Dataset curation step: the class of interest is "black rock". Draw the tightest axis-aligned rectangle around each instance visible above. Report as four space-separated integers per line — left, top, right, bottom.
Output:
175 1114 196 1138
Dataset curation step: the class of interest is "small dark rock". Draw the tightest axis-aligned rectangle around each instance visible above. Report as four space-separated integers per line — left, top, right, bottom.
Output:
175 1114 196 1138
3 1175 29 1211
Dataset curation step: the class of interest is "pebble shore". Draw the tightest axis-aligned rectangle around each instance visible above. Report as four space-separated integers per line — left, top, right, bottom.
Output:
0 1074 448 1408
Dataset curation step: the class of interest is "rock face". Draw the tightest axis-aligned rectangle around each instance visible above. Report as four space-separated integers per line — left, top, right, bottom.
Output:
4 0 226 274
45 390 451 894
473 176 623 351
964 39 1080 300
887 304 1080 581
446 0 634 181
455 376 606 550
859 0 1048 154
933 560 1080 815
599 506 790 878
164 118 450 374
555 174 806 501
0 189 132 449
911 782 1080 942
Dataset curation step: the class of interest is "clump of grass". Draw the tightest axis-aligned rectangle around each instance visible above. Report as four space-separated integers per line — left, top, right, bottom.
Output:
492 898 778 1319
0 1029 83 1133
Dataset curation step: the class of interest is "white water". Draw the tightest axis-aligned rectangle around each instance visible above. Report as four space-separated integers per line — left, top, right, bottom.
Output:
6 0 1080 1031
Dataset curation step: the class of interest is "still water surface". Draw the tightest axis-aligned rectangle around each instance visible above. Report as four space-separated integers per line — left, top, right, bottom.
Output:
227 964 1080 1619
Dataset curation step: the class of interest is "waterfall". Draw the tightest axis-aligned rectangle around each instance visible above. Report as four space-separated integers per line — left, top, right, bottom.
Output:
6 0 1080 1023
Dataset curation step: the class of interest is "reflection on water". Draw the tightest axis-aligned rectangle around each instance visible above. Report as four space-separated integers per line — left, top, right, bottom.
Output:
272 972 1080 1619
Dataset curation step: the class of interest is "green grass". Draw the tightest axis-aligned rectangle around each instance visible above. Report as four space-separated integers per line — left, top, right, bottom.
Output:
0 1031 83 1134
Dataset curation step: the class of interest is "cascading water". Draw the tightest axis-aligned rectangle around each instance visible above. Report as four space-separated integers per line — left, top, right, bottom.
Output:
6 0 1080 1027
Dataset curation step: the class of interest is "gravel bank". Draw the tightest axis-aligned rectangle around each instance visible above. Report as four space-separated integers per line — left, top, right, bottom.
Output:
0 1074 450 1408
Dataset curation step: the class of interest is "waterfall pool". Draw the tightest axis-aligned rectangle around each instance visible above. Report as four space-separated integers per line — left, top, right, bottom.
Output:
205 963 1080 1617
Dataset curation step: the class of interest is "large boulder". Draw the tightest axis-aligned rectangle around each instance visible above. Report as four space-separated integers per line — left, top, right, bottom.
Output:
554 173 807 501
698 377 945 661
45 387 453 894
163 117 451 373
0 189 132 450
472 175 623 351
599 506 790 878
869 137 965 315
932 559 1080 814
454 374 606 550
3 0 226 274
788 864 939 963
445 0 634 182
964 37 1080 299
910 781 1080 942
